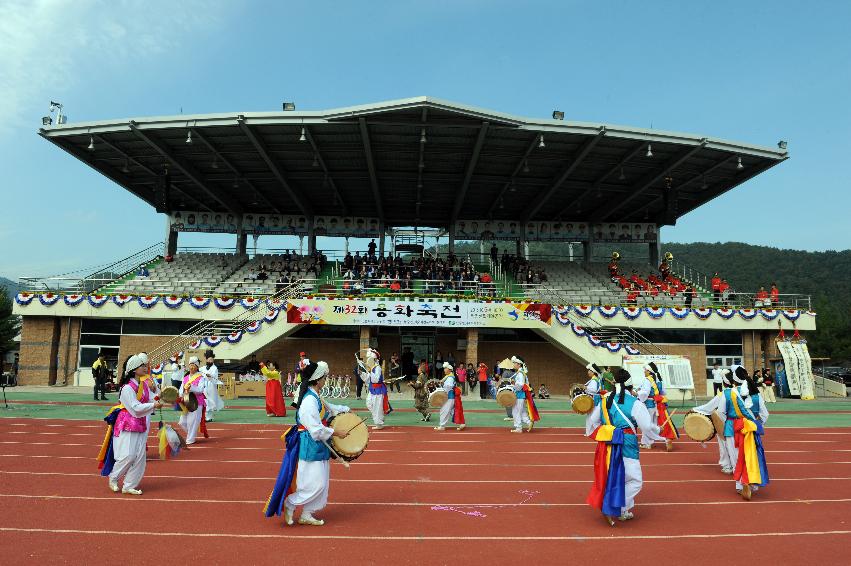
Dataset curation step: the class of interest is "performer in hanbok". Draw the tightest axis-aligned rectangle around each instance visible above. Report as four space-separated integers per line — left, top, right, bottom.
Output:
98 353 162 495
201 353 224 422
636 362 678 451
693 366 768 499
263 361 351 526
262 361 287 417
409 361 431 421
361 348 391 430
435 362 465 431
586 369 663 524
510 356 539 433
178 356 207 445
584 363 606 397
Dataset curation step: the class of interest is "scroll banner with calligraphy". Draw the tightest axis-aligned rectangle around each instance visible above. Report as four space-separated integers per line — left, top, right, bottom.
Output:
286 299 552 328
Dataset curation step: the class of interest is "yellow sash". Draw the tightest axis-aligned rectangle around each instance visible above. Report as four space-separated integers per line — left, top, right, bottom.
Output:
730 388 762 484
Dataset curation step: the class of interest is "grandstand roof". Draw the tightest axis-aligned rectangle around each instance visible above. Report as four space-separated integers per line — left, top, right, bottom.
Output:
39 96 788 226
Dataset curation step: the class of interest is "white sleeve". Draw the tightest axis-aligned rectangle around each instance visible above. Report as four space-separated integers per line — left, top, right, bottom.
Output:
584 379 600 395
585 405 602 436
443 376 456 391
326 402 351 415
299 396 335 442
119 384 156 418
636 380 651 403
693 394 721 416
513 372 525 391
632 401 664 441
759 399 769 424
370 367 381 384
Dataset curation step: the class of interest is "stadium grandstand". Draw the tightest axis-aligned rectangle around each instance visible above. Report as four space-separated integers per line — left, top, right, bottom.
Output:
13 96 828 398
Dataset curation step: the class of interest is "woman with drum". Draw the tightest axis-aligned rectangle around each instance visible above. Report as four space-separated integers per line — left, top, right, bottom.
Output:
586 369 664 525
409 362 431 421
100 353 163 495
264 361 352 526
509 356 539 433
435 362 465 431
178 356 207 445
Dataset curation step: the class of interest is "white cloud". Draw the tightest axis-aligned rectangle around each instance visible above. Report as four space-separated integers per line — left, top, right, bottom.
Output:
0 0 227 134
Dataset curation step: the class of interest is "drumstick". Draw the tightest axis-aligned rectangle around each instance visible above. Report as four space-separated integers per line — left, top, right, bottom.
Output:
321 439 350 469
344 418 367 435
659 408 678 432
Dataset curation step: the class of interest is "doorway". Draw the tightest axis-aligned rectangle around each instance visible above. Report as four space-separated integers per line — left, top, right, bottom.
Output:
400 329 436 377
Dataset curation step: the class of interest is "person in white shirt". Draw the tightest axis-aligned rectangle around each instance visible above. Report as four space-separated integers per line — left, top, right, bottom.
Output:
435 362 463 431
201 354 224 422
178 356 207 445
710 362 725 395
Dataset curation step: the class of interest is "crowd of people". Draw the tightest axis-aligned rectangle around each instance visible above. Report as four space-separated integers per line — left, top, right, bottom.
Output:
339 246 493 295
237 250 326 289
495 248 549 285
610 258 696 306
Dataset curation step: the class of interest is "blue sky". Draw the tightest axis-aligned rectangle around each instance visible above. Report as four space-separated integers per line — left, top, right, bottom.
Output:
1 0 849 279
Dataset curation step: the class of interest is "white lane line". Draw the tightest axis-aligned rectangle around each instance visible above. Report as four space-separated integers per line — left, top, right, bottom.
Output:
1 470 850 483
2 527 851 541
2 493 851 508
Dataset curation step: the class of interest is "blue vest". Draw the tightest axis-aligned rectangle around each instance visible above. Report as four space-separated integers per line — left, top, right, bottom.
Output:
722 387 751 437
515 369 528 399
644 378 664 409
297 389 330 461
750 393 763 420
603 394 639 460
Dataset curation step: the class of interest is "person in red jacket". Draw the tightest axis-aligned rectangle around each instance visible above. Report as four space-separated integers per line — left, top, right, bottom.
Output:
711 273 722 304
755 286 769 307
769 283 779 307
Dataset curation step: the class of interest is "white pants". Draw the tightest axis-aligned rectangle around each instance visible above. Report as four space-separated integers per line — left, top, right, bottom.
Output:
512 399 530 430
204 381 223 418
285 459 330 515
179 407 203 444
761 385 776 403
439 399 454 427
717 434 735 470
366 393 384 426
641 407 659 446
623 457 643 513
723 435 742 487
109 430 148 490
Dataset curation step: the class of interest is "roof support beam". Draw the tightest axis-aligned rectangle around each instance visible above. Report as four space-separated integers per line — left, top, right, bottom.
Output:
677 157 785 218
190 128 280 213
592 139 707 221
451 121 490 222
303 127 349 216
486 134 541 217
236 116 313 216
128 122 241 213
358 118 385 221
626 155 736 221
93 134 211 212
557 141 646 219
524 127 606 222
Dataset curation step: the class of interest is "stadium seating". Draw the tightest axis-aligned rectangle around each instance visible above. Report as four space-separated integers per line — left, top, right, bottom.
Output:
110 253 246 296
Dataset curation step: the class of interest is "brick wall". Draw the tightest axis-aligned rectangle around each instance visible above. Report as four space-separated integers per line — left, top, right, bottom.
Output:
478 341 586 395
251 337 362 378
655 344 708 396
57 318 81 386
18 316 59 385
118 335 174 369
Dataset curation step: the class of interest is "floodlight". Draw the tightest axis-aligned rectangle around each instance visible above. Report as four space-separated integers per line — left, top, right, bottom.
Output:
282 102 296 111
552 110 565 120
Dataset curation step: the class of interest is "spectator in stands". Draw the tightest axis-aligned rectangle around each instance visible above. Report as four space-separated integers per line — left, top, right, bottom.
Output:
247 354 261 374
719 278 731 306
684 284 696 307
626 283 639 306
537 384 550 399
455 361 467 395
389 279 401 292
769 283 779 306
137 265 149 278
755 286 769 307
368 239 377 257
490 243 498 265
466 363 476 393
711 272 721 304
659 258 670 277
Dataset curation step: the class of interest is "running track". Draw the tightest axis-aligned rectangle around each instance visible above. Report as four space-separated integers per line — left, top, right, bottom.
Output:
1 418 850 565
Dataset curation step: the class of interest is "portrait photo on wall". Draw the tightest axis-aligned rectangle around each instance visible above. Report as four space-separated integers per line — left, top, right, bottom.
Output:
170 211 238 233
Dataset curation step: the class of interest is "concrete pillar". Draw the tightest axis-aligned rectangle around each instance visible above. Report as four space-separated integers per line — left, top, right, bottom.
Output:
583 240 592 266
344 237 349 254
448 226 455 254
523 241 529 259
236 232 248 255
379 223 386 258
466 328 479 366
649 241 660 269
359 326 372 352
166 230 179 256
307 220 316 254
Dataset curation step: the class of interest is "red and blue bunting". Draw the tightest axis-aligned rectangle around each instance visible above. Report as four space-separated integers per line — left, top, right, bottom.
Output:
226 331 243 344
554 306 571 326
163 296 185 309
204 335 223 347
189 296 211 309
263 309 280 323
625 345 641 355
39 293 60 306
716 308 735 319
63 294 84 306
267 298 286 310
189 339 202 350
138 296 160 309
782 310 801 321
598 305 619 318
644 306 666 319
240 297 261 310
587 334 602 347
738 309 757 320
692 307 713 320
571 322 586 337
622 306 642 320
760 309 779 321
669 307 690 319
246 320 263 333
214 297 235 310
605 342 623 353
574 304 594 316
151 363 163 375
15 293 34 306
88 294 109 307
112 294 133 306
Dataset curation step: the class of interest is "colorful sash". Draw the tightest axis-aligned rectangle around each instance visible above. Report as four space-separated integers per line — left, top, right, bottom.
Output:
521 384 541 422
369 370 393 414
452 387 465 425
586 400 628 517
649 379 679 440
731 389 769 487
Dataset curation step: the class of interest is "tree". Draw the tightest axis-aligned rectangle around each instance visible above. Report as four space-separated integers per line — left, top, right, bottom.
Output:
0 286 21 363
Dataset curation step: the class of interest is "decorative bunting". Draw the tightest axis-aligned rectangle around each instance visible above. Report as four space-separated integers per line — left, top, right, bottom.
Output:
625 345 641 355
189 296 210 309
644 306 666 319
189 340 202 350
204 335 223 347
88 294 109 307
570 322 586 337
759 309 779 321
246 320 263 333
692 307 713 320
163 295 185 309
622 306 642 320
225 331 243 344
738 308 757 320
553 306 571 326
605 342 623 353
214 297 235 310
63 294 85 306
112 294 133 306
598 305 619 318
263 309 280 323
669 307 690 319
151 363 163 375
38 293 60 306
138 295 160 309
240 297 261 310
573 304 594 316
14 293 34 306
716 308 735 319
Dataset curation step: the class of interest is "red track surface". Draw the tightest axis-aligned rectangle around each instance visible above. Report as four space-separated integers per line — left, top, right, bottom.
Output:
1 418 850 565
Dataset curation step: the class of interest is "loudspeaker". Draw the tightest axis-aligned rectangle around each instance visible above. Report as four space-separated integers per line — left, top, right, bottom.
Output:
662 186 678 225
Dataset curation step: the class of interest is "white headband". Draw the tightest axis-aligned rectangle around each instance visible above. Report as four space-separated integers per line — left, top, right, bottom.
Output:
443 362 453 370
308 361 329 383
126 352 149 372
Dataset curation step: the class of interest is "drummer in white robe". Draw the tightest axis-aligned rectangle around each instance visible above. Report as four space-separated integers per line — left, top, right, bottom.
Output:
435 362 457 431
510 356 532 433
201 354 224 422
282 362 351 526
361 348 389 430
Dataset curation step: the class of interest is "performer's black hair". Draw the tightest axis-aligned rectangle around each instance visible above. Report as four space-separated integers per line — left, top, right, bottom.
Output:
293 362 320 409
607 369 632 408
118 355 135 389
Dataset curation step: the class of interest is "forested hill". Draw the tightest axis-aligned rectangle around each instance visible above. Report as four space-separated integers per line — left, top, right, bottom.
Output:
662 243 851 362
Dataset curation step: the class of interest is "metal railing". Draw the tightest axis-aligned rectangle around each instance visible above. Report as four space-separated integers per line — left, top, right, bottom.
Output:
314 278 499 299
534 284 665 355
19 242 163 294
146 280 309 366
